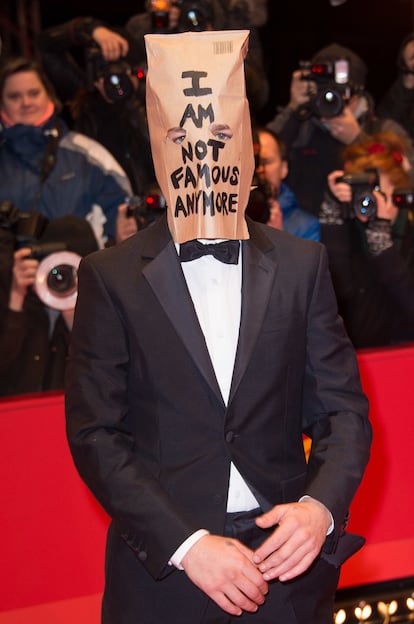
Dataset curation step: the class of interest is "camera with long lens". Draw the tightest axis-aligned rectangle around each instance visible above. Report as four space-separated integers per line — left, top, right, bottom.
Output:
85 46 135 102
0 202 81 310
335 170 380 220
125 190 167 229
297 59 352 120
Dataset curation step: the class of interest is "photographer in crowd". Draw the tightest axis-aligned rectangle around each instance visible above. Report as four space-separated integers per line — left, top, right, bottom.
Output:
0 56 136 248
267 43 414 216
36 16 156 196
249 126 320 240
0 215 99 396
319 131 414 349
378 33 414 142
125 0 269 117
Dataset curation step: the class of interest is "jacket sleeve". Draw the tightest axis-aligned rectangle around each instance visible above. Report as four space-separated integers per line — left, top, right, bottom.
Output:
301 244 372 543
65 256 199 579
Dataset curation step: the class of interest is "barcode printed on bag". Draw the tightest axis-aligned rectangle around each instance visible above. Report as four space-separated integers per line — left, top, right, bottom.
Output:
213 41 233 55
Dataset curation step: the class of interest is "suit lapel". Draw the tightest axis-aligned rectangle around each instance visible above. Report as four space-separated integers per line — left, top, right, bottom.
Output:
229 222 277 404
142 218 223 404
141 217 277 408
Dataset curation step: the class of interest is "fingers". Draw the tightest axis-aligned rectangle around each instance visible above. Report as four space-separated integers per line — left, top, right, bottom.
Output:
13 248 38 288
255 523 321 582
323 108 361 145
213 574 266 616
182 535 268 616
253 502 330 582
93 27 129 61
327 170 351 202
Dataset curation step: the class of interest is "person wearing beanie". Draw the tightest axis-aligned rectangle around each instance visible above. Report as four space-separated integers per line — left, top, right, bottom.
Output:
267 42 414 217
377 33 414 141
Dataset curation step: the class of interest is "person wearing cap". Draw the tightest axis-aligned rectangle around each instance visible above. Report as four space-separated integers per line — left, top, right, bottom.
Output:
267 43 414 217
65 31 371 624
378 33 414 142
0 216 99 396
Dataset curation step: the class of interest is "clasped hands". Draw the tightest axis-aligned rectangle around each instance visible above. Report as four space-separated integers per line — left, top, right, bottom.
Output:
181 498 331 617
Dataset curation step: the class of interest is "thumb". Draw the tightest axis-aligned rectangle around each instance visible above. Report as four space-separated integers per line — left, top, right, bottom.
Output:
255 506 283 529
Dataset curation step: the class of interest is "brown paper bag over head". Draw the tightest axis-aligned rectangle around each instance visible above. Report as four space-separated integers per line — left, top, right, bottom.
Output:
145 30 253 243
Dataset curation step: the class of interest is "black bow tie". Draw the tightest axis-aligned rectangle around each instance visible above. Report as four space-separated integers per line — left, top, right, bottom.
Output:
179 239 240 264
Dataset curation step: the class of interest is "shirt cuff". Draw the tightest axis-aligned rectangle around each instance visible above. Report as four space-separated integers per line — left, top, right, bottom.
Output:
168 529 210 570
299 495 334 535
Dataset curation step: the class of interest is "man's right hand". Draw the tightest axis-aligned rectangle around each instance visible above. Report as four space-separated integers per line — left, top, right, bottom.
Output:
92 26 129 61
181 534 268 616
288 69 315 110
9 248 39 311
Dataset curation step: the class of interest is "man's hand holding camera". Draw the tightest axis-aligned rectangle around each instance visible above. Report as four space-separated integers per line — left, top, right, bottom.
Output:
9 248 39 312
328 170 397 223
288 69 316 111
92 26 129 61
327 169 397 255
322 105 361 145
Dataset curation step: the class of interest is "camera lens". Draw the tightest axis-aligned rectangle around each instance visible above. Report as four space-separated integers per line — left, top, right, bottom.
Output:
46 264 77 297
314 87 344 118
103 71 133 101
354 192 377 220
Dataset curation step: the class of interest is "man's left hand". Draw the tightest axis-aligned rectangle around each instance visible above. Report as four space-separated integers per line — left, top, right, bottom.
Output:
252 499 331 582
322 105 361 145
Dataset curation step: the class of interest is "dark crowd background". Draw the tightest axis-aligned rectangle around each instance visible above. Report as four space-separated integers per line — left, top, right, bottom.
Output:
1 0 414 124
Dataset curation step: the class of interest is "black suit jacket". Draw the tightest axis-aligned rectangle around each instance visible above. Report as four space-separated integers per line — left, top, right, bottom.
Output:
65 215 371 620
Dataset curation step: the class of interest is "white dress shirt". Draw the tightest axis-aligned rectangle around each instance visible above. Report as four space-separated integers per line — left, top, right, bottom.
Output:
169 240 333 568
169 240 259 568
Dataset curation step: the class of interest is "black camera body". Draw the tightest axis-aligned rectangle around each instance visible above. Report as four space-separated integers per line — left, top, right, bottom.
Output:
125 191 167 228
85 46 135 102
0 200 49 245
336 170 380 220
336 170 414 220
0 202 79 309
298 59 352 120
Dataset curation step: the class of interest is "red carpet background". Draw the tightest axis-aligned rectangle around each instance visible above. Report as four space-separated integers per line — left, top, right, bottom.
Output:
0 344 413 621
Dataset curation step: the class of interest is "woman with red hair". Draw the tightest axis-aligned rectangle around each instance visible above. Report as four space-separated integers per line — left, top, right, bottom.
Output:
319 131 414 348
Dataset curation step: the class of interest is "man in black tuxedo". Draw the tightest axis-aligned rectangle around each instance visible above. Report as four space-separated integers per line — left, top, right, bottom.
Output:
65 30 371 624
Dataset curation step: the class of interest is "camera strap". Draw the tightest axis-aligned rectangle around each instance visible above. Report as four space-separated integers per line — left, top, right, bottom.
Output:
40 122 62 184
30 120 63 213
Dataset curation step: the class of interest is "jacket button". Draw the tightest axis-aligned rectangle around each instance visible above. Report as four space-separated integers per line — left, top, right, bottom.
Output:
225 431 235 443
137 550 147 561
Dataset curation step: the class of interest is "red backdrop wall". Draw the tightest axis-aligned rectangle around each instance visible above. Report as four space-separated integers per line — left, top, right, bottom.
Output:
0 344 413 616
